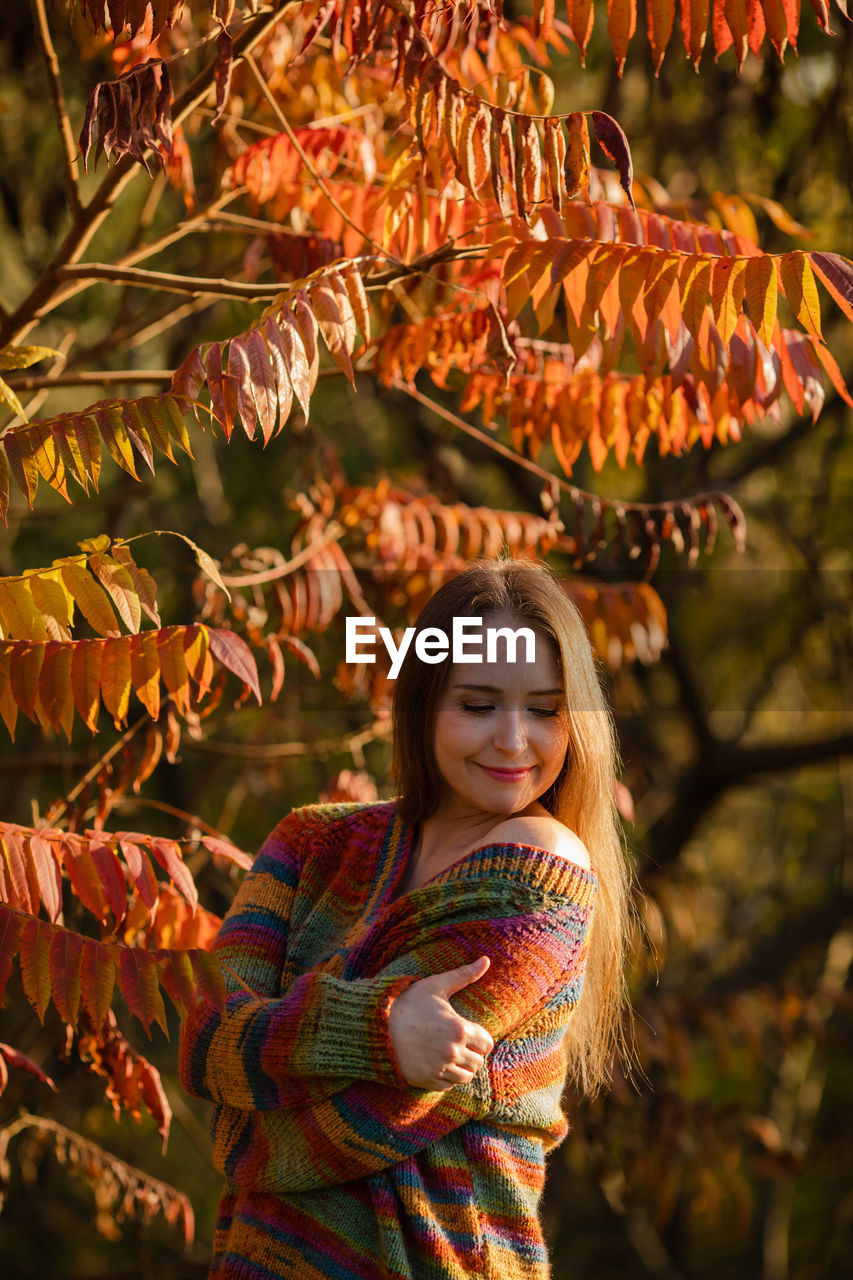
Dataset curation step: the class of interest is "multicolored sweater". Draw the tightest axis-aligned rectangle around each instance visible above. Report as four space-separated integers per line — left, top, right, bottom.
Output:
179 801 598 1280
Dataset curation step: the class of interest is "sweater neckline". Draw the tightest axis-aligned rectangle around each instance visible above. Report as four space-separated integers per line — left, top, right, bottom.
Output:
379 806 598 910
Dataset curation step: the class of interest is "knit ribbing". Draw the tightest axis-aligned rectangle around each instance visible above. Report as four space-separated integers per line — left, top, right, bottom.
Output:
180 801 597 1279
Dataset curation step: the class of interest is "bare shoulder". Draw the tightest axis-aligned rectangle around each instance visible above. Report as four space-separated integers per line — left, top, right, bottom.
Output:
484 814 592 871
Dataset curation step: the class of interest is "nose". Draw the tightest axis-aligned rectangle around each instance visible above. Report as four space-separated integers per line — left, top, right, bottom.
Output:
493 709 526 754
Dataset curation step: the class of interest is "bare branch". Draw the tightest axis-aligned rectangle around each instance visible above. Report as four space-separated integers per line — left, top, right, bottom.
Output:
182 722 389 761
3 369 173 391
220 524 345 587
31 0 82 222
56 263 284 300
42 714 150 830
0 3 285 347
403 381 738 521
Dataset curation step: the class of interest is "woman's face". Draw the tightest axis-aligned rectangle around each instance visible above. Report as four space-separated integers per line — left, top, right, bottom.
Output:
431 612 569 820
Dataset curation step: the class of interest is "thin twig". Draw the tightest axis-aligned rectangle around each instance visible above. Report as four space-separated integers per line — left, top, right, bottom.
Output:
42 714 150 829
110 794 240 843
4 369 174 391
220 524 345 586
182 722 389 761
242 51 388 258
0 4 284 347
56 263 285 300
403 381 740 517
31 0 82 221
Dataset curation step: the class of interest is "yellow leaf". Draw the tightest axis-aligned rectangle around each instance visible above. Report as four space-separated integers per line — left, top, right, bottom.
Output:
0 376 26 420
0 345 60 371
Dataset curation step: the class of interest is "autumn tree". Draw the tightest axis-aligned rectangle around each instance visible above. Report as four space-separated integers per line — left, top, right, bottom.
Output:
0 1 851 1274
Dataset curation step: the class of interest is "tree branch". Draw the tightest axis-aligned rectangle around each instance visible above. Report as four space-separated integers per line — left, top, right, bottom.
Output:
31 0 82 222
645 731 853 871
3 369 173 391
181 722 388 761
55 263 285 300
403 381 741 523
0 3 285 347
220 523 345 587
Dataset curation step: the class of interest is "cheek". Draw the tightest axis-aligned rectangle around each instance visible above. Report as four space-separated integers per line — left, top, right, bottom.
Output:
434 711 481 760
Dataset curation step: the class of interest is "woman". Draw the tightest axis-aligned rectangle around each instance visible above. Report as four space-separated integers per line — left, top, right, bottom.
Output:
180 559 632 1279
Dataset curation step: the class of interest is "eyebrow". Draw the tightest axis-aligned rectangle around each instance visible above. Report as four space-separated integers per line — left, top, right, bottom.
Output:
452 683 563 696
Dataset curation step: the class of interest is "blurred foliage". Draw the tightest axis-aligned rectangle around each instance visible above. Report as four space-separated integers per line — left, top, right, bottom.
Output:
0 2 851 1278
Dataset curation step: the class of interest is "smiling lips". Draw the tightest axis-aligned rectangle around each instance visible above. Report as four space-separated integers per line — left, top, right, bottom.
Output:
476 764 535 781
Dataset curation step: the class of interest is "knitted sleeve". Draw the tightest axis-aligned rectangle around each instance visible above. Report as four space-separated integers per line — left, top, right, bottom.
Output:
211 845 597 1194
179 813 417 1109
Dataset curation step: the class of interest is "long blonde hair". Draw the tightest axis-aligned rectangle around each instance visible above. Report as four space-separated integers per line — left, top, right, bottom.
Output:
392 558 633 1094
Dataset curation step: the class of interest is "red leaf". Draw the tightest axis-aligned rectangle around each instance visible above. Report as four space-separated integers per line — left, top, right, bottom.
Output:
119 946 168 1037
0 905 24 1003
147 838 198 912
49 927 83 1026
0 1041 57 1092
207 627 262 705
89 841 128 925
212 29 233 124
190 949 226 1010
20 917 52 1023
811 252 853 324
80 939 117 1032
591 112 635 208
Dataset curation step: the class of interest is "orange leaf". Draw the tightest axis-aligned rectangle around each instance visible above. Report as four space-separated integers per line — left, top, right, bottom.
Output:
680 0 710 66
157 627 191 717
646 0 676 72
71 637 104 732
564 113 591 201
0 650 16 738
100 636 132 727
61 835 109 925
26 834 62 924
744 254 779 345
9 641 44 723
183 624 215 701
567 0 596 62
129 631 161 720
35 640 74 741
607 0 638 75
711 257 748 345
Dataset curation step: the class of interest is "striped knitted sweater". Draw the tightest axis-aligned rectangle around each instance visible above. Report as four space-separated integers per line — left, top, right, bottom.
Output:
179 800 598 1280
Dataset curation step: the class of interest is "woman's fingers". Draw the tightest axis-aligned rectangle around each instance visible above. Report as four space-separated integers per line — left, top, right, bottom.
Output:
431 955 490 998
461 1017 494 1057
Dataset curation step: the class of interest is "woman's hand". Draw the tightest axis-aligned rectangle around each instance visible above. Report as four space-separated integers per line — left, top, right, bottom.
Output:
388 956 495 1091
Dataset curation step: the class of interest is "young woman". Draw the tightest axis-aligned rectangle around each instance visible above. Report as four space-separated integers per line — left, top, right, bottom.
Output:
180 559 632 1279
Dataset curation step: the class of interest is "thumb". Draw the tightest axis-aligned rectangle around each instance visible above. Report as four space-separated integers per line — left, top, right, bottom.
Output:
435 955 490 997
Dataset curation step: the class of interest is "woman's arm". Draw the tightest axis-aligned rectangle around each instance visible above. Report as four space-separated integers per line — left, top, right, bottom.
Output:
179 813 417 1109
211 864 597 1194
